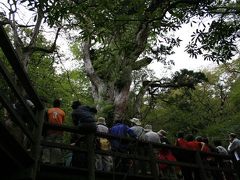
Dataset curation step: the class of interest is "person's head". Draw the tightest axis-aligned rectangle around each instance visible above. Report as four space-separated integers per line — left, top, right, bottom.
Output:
158 129 167 136
130 118 141 126
229 133 237 142
89 107 97 114
71 100 81 109
202 136 209 144
115 119 123 124
53 99 61 107
177 131 184 138
185 134 194 142
213 140 222 147
195 136 203 142
97 117 106 125
144 124 152 132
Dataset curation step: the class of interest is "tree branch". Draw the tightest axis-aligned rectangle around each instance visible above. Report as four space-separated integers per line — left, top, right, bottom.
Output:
82 39 103 88
132 57 153 70
24 27 61 54
131 0 170 58
28 7 44 47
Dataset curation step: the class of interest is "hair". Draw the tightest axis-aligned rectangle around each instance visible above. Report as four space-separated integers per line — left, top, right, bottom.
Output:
89 107 97 114
185 134 194 142
195 136 203 142
229 133 237 139
115 119 123 124
53 99 61 107
71 100 81 109
202 136 209 144
213 140 222 147
177 131 184 138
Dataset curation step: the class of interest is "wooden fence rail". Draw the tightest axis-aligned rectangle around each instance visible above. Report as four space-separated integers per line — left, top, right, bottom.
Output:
41 123 239 180
0 23 45 180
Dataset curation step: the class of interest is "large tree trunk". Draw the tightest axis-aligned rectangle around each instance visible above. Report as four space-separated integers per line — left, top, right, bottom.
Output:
80 0 172 123
82 40 132 121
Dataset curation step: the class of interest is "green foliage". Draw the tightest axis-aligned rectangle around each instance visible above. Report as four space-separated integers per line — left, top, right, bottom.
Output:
186 1 240 63
140 62 240 141
97 100 114 126
229 79 240 110
171 69 208 89
27 50 93 125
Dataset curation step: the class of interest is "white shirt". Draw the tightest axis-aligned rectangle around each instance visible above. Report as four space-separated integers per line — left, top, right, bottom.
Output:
144 131 160 143
130 125 145 140
97 124 108 133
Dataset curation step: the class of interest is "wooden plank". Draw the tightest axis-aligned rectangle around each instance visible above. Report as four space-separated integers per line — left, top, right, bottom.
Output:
0 58 38 126
0 121 34 167
195 151 208 180
0 91 34 142
148 143 158 180
87 134 95 180
41 141 88 153
29 110 46 180
38 164 153 180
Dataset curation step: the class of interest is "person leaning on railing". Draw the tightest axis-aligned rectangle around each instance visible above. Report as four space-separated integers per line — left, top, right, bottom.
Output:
213 139 233 180
109 119 136 172
42 99 65 165
228 133 240 178
70 100 97 168
95 117 112 172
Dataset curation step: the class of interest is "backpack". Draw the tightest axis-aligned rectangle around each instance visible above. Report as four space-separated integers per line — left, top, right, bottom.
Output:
99 138 111 151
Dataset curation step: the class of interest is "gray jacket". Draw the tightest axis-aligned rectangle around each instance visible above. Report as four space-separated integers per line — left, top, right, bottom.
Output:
228 138 240 161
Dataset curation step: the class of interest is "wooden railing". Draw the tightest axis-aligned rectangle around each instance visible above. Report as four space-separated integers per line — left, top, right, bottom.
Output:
0 23 45 180
40 123 239 180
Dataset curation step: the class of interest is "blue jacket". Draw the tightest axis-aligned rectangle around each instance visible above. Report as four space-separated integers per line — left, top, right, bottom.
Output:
110 123 136 151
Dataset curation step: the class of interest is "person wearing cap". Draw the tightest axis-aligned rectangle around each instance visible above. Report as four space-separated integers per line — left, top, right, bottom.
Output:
95 117 112 172
228 133 240 177
129 118 145 174
96 117 108 133
214 140 233 180
157 129 170 144
143 124 160 143
130 118 145 140
142 125 160 175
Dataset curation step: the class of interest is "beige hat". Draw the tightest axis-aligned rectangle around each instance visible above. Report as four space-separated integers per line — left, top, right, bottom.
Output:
144 124 152 132
130 118 141 126
158 129 167 136
97 117 106 125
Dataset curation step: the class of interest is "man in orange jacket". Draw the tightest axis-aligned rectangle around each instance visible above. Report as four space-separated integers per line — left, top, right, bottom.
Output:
42 99 65 165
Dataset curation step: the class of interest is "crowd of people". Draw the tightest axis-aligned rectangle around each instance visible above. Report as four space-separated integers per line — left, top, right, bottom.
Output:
41 99 240 180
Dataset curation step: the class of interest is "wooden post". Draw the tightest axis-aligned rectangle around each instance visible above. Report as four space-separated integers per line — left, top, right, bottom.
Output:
29 109 45 180
149 143 158 180
87 133 95 180
195 151 208 180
